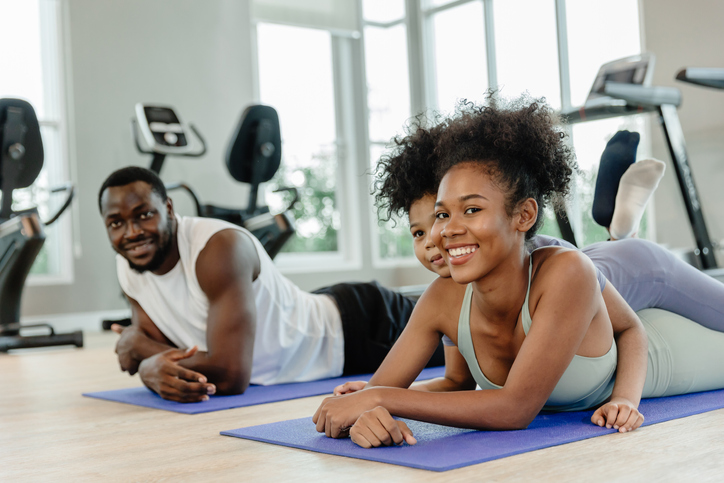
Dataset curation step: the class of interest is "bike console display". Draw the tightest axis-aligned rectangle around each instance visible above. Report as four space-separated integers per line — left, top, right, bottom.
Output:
135 104 193 153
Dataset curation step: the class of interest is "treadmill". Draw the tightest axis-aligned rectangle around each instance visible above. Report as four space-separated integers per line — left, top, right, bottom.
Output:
561 54 720 273
0 98 82 351
676 68 724 90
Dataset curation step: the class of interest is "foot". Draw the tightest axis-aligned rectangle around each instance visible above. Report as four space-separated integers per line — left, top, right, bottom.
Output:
592 131 641 227
609 158 666 239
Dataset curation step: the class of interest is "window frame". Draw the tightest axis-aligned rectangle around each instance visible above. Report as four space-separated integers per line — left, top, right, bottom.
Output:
250 0 647 274
22 0 75 286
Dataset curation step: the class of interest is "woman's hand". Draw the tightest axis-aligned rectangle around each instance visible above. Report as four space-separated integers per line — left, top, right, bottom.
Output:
313 388 382 438
333 381 367 396
591 397 644 432
350 406 417 448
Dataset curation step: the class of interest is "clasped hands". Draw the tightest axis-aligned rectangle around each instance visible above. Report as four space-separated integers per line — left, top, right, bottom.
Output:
112 325 215 403
313 382 416 449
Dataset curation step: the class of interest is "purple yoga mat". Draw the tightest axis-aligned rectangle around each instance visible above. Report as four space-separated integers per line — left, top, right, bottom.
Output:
221 388 724 471
82 366 445 414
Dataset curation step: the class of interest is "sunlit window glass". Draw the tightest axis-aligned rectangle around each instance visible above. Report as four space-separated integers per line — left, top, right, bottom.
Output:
494 0 561 108
429 1 488 111
257 23 340 253
566 0 641 107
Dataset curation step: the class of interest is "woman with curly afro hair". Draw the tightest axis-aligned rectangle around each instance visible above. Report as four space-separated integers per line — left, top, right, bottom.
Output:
314 97 724 448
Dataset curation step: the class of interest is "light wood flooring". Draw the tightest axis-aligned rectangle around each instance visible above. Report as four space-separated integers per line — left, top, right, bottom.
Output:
2 331 723 482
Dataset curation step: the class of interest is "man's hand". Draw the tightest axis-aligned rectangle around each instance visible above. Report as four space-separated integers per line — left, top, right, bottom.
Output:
313 388 382 438
350 407 417 448
112 324 142 375
333 381 367 396
591 396 644 433
138 346 216 403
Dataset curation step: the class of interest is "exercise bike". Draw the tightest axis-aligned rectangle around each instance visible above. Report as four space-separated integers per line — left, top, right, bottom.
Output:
102 104 297 330
0 98 81 351
132 104 297 259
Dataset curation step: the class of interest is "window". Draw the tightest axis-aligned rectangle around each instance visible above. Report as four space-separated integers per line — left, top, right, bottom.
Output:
494 0 561 108
252 0 647 273
565 0 647 245
0 0 72 282
424 0 489 111
257 23 341 254
362 0 416 262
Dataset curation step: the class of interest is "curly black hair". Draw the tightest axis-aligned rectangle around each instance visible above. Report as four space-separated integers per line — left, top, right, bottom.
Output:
374 113 446 222
435 96 576 239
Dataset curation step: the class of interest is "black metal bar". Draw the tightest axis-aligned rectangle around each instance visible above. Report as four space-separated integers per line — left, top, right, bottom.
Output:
658 104 718 269
555 210 577 247
0 331 83 352
150 153 166 174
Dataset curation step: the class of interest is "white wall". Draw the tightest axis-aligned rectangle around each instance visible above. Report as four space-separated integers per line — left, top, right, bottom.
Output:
23 0 256 316
22 0 435 319
642 0 724 258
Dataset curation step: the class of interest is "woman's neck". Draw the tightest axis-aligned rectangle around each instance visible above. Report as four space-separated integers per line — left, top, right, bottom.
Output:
470 246 530 329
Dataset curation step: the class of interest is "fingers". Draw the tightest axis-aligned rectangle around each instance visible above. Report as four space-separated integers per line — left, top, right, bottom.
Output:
166 346 198 362
619 409 644 433
111 324 124 334
612 404 632 431
333 381 367 396
398 420 417 446
591 402 645 433
349 408 416 449
313 397 334 428
604 404 619 429
173 365 208 384
591 407 606 427
165 376 213 401
350 423 382 448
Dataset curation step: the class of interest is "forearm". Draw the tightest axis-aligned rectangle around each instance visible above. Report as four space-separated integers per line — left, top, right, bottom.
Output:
372 386 536 430
129 330 175 361
410 377 472 393
178 352 250 394
610 325 648 406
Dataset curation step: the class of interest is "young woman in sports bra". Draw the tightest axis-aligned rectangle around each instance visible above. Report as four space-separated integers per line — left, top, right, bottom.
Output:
312 98 724 448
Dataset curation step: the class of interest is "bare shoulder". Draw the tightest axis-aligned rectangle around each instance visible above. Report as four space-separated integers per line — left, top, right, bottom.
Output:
196 229 261 296
529 247 599 307
532 246 596 282
413 276 468 331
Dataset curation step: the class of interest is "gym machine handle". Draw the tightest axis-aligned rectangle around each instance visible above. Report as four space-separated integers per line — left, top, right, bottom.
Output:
273 186 299 213
163 181 204 217
43 183 75 227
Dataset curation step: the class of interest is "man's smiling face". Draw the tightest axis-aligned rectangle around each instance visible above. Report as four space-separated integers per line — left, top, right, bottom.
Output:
100 181 175 274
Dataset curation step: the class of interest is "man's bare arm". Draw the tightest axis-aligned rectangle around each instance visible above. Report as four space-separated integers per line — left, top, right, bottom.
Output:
113 297 176 374
138 229 260 398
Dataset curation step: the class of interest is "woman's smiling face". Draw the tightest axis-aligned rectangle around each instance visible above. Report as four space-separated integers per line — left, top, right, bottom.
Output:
431 162 523 284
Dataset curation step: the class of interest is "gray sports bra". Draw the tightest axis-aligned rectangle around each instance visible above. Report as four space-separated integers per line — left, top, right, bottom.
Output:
456 251 618 412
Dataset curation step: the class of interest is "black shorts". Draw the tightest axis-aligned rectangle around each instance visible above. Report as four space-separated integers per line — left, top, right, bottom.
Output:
313 281 445 375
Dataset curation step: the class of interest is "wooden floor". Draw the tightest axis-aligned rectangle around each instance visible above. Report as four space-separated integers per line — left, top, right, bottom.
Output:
2 332 724 482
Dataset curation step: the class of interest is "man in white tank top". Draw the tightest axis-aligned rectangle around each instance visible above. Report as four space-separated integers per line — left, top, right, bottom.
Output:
99 167 443 402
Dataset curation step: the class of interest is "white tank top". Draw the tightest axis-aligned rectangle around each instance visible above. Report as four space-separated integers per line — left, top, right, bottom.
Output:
116 216 344 385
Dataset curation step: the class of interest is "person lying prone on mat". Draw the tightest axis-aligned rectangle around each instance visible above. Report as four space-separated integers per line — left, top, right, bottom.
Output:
98 167 444 403
313 98 724 448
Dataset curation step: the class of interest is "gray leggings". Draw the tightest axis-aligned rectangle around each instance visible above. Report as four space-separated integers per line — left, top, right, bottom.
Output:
581 239 724 398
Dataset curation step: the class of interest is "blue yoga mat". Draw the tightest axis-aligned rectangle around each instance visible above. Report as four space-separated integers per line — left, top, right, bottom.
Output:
221 388 724 471
82 366 445 414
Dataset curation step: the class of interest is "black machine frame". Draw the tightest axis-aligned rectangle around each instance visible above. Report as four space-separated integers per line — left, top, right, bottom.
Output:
558 54 718 270
0 98 81 351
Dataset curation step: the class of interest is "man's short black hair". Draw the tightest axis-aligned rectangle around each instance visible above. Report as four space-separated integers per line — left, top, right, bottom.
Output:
98 166 168 213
